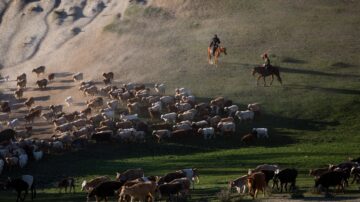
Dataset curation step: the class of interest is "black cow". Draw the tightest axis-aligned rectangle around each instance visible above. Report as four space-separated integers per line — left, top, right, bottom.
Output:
157 182 183 201
91 131 112 143
6 175 36 202
315 171 345 193
273 168 298 192
87 181 123 202
158 172 186 185
260 169 275 185
0 129 16 145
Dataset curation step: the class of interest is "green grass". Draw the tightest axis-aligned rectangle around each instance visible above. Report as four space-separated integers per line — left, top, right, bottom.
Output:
2 0 360 201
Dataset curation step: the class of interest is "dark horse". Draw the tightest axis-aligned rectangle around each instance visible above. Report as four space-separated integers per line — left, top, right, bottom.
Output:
252 65 282 86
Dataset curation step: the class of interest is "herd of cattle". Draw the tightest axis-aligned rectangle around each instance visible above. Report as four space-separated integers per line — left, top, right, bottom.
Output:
3 158 360 202
0 65 266 177
1 66 360 201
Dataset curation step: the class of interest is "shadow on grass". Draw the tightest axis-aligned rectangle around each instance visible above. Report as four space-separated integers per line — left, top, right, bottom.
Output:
286 84 360 95
281 67 360 79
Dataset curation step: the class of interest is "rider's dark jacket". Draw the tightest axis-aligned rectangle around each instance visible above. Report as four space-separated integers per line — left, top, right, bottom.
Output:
209 37 221 47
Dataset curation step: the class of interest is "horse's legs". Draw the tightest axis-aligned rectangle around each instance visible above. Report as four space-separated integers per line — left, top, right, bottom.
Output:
270 74 274 86
263 76 266 86
257 76 262 86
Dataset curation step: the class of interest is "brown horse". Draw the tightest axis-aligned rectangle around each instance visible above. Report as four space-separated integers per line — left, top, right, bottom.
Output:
208 46 227 65
252 65 282 86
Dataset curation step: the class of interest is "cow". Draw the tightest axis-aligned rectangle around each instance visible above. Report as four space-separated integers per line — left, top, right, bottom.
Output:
91 131 113 143
119 181 156 202
0 129 16 144
116 168 144 183
177 168 199 190
158 172 186 185
309 168 329 179
36 79 48 89
314 171 346 193
6 175 36 202
58 177 75 193
87 181 123 202
81 176 111 192
247 172 267 199
229 175 248 194
156 182 183 202
48 73 55 81
273 168 298 192
32 66 45 77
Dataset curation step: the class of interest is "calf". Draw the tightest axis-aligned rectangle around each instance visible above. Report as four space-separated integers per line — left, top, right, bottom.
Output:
58 177 75 193
229 175 248 194
247 172 266 199
178 168 199 189
241 133 256 144
119 181 156 202
48 73 55 81
273 168 298 192
87 181 123 202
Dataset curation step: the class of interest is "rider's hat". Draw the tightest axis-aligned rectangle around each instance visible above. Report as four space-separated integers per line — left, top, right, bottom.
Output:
262 53 268 58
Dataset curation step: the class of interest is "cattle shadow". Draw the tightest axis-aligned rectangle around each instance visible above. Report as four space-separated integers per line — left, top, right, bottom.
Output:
58 79 74 83
280 67 360 79
331 62 355 68
33 95 51 101
54 72 73 78
32 86 73 91
281 57 307 64
286 84 360 95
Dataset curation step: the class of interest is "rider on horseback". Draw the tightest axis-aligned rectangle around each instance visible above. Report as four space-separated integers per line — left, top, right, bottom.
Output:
209 34 221 56
262 53 271 71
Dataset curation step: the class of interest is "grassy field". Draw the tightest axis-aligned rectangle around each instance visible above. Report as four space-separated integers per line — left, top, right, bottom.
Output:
1 0 360 201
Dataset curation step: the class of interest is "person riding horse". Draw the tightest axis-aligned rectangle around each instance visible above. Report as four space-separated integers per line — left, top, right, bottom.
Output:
209 34 221 56
262 53 271 72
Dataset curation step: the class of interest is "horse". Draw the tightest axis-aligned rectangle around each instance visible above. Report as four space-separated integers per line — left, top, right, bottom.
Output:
252 65 282 86
208 46 227 65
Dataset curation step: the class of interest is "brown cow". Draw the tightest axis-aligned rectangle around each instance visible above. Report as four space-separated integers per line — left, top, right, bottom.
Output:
247 172 266 199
